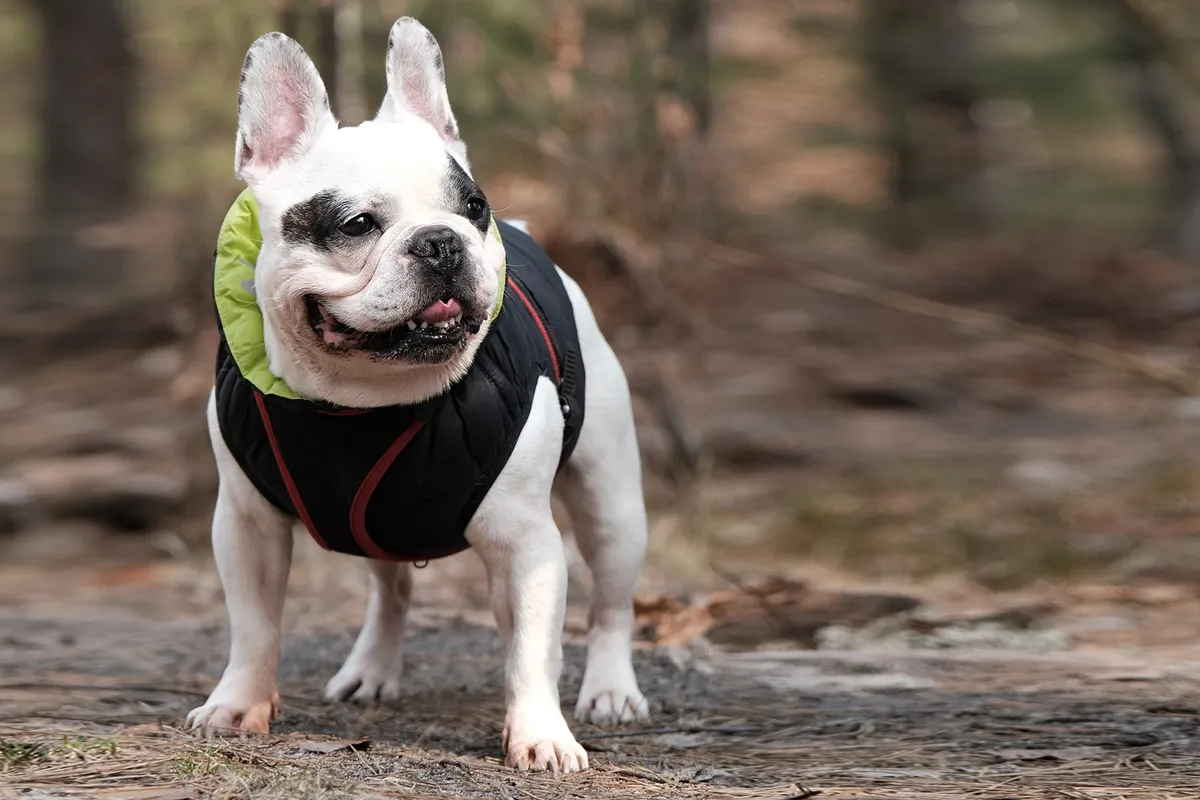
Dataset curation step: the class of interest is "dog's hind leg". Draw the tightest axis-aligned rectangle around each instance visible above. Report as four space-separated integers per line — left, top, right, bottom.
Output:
188 391 294 736
554 271 650 727
324 560 413 703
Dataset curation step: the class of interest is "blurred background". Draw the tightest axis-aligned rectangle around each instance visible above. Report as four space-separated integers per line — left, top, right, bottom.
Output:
5 0 1200 597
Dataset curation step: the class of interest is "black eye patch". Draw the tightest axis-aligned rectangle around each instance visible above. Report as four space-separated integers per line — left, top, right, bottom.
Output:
282 190 366 252
442 155 490 235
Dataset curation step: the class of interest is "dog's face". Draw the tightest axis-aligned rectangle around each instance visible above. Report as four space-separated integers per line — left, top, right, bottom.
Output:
234 19 505 405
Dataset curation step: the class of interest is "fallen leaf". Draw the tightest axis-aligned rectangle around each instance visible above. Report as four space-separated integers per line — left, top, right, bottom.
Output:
636 576 923 648
298 737 370 754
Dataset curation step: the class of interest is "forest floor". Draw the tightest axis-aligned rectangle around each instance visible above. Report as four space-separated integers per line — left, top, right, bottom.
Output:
5 2 1200 798
3 551 1200 799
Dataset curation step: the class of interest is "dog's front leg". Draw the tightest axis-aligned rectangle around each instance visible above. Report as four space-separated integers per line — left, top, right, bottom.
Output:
468 380 587 774
188 394 293 737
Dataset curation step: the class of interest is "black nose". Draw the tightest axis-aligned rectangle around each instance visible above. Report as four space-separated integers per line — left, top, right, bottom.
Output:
408 226 464 262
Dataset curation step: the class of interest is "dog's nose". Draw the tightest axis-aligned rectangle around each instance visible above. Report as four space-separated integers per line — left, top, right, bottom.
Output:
408 226 464 262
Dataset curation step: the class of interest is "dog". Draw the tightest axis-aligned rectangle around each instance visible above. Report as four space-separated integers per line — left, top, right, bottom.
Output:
184 18 650 775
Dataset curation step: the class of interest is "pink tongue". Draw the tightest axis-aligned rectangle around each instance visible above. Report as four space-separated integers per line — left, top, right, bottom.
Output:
416 298 462 324
317 305 357 349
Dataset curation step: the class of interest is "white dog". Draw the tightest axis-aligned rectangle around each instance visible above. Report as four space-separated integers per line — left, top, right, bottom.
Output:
185 18 650 774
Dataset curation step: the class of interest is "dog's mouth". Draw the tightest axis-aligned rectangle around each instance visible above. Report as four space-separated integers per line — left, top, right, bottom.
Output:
305 295 485 359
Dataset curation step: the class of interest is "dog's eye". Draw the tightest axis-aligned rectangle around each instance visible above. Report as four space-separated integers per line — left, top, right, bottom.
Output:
339 213 376 237
465 197 488 222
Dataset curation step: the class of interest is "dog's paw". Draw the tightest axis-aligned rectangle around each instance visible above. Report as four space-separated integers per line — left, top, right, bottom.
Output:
503 710 589 774
575 662 649 726
186 690 278 737
323 658 403 704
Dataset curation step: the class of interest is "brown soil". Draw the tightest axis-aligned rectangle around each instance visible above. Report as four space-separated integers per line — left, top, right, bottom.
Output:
3 552 1200 799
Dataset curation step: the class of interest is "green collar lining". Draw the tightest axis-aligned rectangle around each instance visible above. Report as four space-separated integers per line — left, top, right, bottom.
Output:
214 188 507 399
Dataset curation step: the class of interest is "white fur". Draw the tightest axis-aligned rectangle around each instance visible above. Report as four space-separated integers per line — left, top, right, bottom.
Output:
188 18 650 775
323 560 412 703
377 17 468 166
553 269 650 727
235 33 339 183
186 394 293 737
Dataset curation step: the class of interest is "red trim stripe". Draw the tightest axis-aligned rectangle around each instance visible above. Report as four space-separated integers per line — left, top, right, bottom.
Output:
253 391 331 552
317 408 369 416
348 419 427 561
507 277 560 381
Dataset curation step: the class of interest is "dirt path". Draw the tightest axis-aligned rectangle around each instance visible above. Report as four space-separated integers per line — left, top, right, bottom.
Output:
3 554 1200 800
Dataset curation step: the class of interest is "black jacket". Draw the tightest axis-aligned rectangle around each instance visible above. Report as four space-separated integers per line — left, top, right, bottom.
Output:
215 221 585 562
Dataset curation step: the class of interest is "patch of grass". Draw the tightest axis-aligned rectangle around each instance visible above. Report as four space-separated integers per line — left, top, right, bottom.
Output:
59 735 118 758
1 737 49 769
210 770 355 800
173 744 356 800
1 735 118 773
174 743 240 779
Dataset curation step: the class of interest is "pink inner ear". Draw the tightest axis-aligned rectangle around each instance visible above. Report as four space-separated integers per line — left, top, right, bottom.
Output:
398 68 455 142
252 74 311 170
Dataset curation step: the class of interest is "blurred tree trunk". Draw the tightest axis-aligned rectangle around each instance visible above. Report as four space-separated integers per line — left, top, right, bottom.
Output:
279 0 365 124
665 0 711 136
660 0 713 233
621 0 711 231
334 0 367 124
861 0 990 248
313 2 339 110
24 0 136 308
1108 0 1200 261
280 0 338 109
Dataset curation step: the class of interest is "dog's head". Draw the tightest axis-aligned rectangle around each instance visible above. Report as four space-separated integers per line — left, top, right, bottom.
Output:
234 18 505 407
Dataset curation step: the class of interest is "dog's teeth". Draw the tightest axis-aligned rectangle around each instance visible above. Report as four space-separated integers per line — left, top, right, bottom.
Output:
419 321 429 330
452 314 462 325
407 320 417 331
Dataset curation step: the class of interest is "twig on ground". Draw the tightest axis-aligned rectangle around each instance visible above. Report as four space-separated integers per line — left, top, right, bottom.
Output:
707 561 800 633
614 765 673 784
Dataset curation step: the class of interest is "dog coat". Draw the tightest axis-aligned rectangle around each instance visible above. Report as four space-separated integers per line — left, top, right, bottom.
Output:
212 190 585 562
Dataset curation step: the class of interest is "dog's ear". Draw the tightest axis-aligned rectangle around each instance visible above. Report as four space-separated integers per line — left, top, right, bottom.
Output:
377 18 463 151
234 32 337 184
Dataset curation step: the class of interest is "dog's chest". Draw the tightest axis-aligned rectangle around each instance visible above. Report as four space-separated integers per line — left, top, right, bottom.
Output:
214 221 586 562
216 343 536 562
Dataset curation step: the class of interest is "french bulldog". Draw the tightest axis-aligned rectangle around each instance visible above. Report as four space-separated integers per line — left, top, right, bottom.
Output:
184 18 650 774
